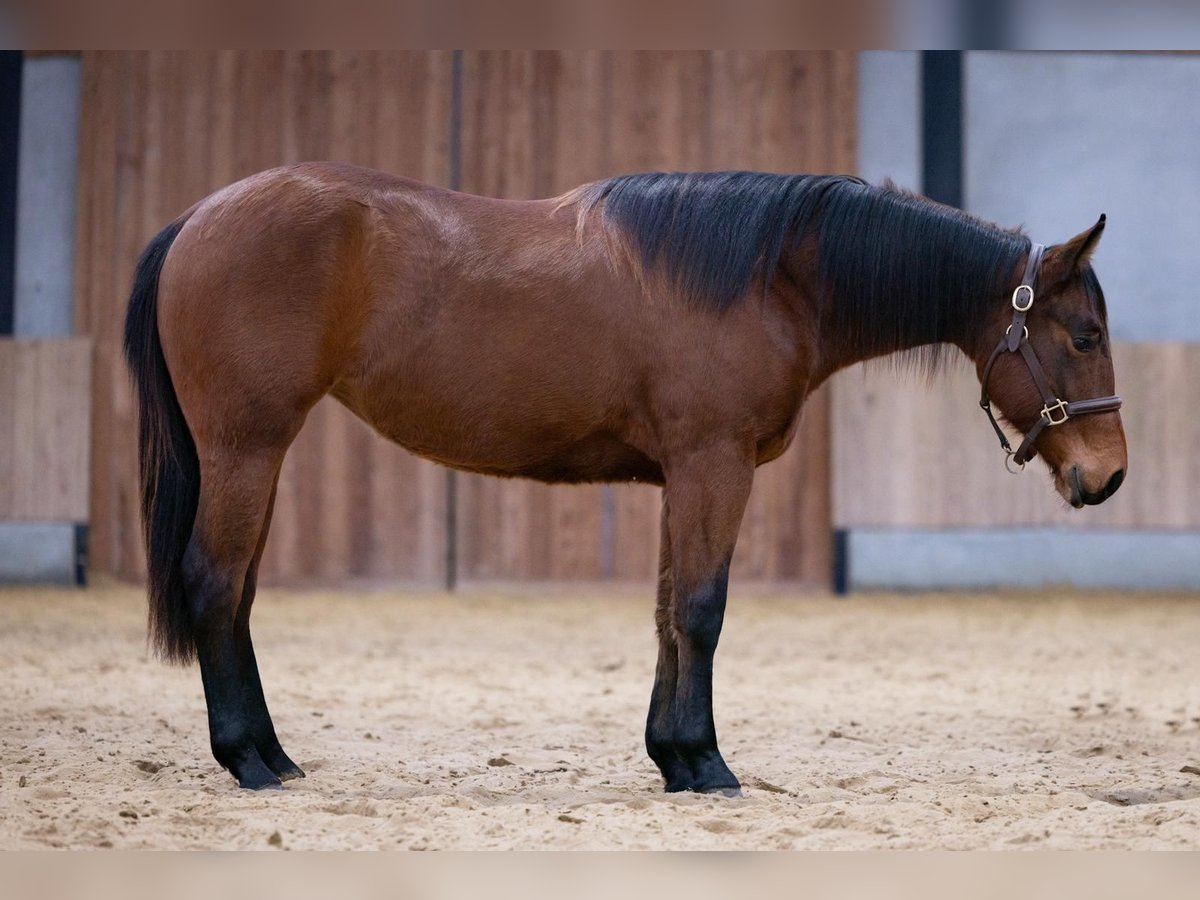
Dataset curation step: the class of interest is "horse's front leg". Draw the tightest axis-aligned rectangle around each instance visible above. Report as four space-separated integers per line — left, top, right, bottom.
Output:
656 443 754 795
645 499 694 792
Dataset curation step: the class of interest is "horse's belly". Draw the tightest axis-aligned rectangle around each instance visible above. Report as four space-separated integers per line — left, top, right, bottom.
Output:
494 435 664 485
396 425 662 485
337 382 662 485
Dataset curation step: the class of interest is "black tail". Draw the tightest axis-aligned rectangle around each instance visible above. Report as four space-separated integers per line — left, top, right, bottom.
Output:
123 217 198 664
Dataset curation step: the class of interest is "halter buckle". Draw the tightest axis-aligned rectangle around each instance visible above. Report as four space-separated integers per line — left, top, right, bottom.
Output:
1041 398 1070 426
1012 284 1034 311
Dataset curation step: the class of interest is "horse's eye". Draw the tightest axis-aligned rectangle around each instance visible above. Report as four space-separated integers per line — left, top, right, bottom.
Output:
1073 335 1097 353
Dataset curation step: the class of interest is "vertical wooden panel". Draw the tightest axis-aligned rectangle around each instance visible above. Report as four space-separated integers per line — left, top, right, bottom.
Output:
8 342 36 517
34 340 92 520
0 339 91 521
457 51 854 586
75 51 453 586
106 51 148 578
0 343 13 518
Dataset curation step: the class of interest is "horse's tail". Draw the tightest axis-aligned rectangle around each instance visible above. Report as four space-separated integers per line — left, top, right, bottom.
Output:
123 216 198 664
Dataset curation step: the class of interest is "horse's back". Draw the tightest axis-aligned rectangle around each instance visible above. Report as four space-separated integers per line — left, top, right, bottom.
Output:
153 162 803 482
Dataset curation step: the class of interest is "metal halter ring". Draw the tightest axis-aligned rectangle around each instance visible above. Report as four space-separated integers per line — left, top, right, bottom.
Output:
1004 450 1026 475
1005 324 1029 340
1041 398 1070 426
1012 284 1034 311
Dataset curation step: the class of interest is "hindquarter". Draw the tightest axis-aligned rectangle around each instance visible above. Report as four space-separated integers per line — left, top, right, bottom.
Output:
156 170 378 452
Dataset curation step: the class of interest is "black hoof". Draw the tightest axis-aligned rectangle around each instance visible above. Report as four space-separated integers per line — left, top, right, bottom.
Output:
275 763 305 782
698 785 742 798
237 768 283 790
688 752 739 796
262 746 305 781
243 776 284 790
224 748 284 790
655 757 696 793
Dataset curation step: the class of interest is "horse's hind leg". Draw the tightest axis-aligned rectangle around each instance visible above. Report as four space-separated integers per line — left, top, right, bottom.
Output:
182 448 290 789
234 475 304 781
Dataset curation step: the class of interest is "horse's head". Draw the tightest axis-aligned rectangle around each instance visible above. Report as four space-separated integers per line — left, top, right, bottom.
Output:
976 216 1127 508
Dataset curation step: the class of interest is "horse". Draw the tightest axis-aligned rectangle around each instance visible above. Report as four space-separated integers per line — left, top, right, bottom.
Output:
124 164 1126 793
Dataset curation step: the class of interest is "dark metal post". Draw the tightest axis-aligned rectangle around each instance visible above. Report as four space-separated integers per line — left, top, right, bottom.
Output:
921 50 963 209
0 51 22 335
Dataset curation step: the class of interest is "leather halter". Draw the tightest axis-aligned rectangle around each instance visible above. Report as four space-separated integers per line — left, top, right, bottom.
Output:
979 243 1123 473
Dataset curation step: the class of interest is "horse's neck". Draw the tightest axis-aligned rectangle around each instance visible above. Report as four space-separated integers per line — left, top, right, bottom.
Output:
805 269 979 381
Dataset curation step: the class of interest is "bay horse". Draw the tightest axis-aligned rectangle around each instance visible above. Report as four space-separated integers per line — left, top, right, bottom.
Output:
125 164 1127 793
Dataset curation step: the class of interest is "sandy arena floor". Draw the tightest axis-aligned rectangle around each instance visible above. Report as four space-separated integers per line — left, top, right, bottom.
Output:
3 583 1200 849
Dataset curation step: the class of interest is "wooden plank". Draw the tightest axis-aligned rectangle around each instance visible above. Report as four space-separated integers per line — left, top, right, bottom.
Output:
0 343 12 520
75 52 122 574
1088 342 1200 529
0 341 13 519
8 342 36 517
35 339 92 520
832 342 1198 529
0 339 91 522
105 51 149 580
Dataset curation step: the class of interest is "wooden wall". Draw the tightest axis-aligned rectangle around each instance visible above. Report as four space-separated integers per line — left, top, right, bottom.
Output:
832 343 1198 529
0 338 91 521
75 51 854 587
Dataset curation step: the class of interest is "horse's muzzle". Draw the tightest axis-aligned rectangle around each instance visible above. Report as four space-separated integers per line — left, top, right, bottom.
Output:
1069 465 1125 508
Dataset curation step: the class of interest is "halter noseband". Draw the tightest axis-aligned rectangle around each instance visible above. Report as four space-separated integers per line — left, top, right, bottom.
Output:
979 243 1123 474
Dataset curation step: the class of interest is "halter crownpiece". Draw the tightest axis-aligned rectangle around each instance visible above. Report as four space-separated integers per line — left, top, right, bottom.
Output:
978 242 1123 473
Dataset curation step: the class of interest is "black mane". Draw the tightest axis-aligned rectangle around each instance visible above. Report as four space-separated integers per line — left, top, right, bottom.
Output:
574 171 1031 368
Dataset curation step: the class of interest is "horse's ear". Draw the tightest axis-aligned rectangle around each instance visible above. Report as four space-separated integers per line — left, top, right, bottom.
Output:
1044 214 1106 284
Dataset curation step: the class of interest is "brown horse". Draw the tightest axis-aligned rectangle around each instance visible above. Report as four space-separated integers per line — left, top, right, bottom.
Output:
125 164 1127 792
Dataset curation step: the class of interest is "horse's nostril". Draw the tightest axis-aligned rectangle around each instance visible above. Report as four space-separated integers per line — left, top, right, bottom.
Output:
1105 468 1126 497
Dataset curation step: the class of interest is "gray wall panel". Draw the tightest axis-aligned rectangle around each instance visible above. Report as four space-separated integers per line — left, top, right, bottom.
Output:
850 528 1200 591
966 51 1200 342
14 55 81 337
857 51 921 191
0 522 80 585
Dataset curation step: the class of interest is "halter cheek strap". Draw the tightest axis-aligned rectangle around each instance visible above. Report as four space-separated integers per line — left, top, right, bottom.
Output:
978 243 1123 473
